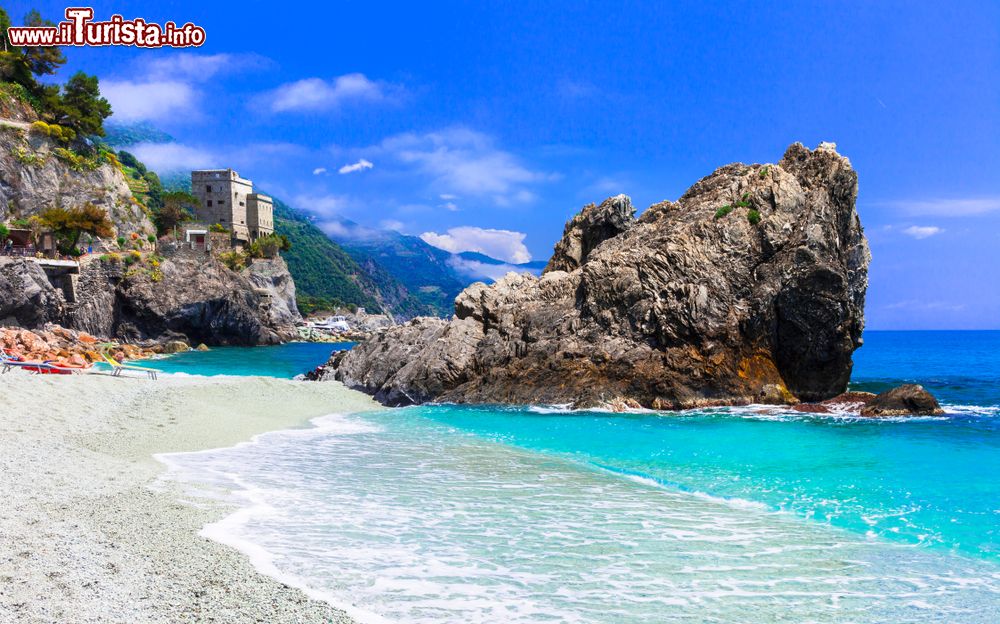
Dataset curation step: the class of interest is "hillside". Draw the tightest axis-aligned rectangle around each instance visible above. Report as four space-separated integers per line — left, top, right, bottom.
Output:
332 225 467 316
0 96 155 238
272 198 402 315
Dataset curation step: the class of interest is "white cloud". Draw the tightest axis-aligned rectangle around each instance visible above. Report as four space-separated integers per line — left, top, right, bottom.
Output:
144 52 269 82
312 167 327 175
293 193 349 217
441 201 459 212
439 194 458 200
447 256 542 282
102 80 197 123
339 158 374 174
902 225 943 239
104 53 269 123
880 197 1000 217
381 127 550 205
420 226 531 264
127 141 217 171
267 74 390 113
380 219 405 232
556 78 598 98
883 300 966 312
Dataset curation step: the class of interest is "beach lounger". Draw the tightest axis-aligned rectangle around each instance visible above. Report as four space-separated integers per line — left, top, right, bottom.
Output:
101 350 159 380
0 349 87 375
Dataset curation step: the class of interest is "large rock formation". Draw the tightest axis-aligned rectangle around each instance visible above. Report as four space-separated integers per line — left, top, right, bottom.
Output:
0 112 154 236
317 142 871 409
0 255 299 345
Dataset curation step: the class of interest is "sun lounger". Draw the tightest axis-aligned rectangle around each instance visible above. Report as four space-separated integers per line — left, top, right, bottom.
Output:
0 349 87 375
101 350 159 380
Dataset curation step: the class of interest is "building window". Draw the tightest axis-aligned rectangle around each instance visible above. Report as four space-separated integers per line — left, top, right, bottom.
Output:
218 200 225 205
205 185 212 192
240 202 244 206
207 200 213 207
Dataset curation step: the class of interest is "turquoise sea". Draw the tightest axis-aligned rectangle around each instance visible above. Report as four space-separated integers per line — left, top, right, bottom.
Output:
159 331 1000 623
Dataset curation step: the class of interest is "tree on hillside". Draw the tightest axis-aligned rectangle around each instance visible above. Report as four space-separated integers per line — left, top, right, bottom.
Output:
21 10 66 76
0 9 65 92
49 72 111 137
40 203 114 254
154 191 198 235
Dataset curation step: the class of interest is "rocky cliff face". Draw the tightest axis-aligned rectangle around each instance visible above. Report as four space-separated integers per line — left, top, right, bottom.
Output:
0 106 154 236
0 255 300 346
318 143 871 408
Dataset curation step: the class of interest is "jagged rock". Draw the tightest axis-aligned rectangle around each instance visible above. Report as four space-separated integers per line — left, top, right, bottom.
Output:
860 385 944 417
545 194 636 272
0 255 299 346
319 143 872 409
0 260 64 327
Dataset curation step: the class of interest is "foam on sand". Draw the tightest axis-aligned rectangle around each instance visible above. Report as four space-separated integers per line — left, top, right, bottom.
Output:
0 369 380 623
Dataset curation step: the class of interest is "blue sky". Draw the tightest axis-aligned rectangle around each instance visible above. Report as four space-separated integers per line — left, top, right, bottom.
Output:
8 0 1000 329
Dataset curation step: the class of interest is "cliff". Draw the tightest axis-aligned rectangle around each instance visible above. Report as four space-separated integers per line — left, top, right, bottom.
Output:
316 142 871 408
0 254 299 345
0 104 155 236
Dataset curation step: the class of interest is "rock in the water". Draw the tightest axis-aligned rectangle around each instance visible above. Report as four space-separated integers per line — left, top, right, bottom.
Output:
860 385 944 417
321 143 872 409
161 340 190 354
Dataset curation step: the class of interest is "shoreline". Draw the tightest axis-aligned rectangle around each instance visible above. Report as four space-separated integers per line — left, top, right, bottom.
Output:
0 370 380 623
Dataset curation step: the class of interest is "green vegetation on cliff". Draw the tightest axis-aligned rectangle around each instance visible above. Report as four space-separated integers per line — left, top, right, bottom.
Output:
272 198 384 314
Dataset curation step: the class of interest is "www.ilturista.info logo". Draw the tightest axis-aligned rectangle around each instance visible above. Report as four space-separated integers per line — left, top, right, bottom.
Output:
6 7 205 48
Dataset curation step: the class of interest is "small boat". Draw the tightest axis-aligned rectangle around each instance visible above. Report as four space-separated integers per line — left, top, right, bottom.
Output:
307 315 352 332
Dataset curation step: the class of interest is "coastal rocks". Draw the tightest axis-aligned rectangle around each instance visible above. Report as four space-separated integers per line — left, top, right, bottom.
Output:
0 324 151 363
72 254 300 346
319 143 872 409
545 194 636 272
161 340 190 354
0 255 300 347
860 384 944 417
789 386 944 417
0 259 64 327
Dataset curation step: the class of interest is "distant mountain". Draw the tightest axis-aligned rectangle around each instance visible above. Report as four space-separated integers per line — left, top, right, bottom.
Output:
272 200 437 318
102 121 174 147
331 224 466 317
455 251 547 271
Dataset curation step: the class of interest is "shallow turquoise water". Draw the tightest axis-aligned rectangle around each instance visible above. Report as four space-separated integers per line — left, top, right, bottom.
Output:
136 341 350 378
160 331 1000 623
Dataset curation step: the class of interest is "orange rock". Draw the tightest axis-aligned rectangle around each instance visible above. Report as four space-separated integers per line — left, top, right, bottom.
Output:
78 333 97 344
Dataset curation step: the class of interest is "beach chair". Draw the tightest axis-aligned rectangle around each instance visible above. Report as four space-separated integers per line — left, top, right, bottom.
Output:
101 349 159 380
0 348 82 375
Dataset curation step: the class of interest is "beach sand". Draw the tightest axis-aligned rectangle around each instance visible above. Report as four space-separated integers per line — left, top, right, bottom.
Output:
0 370 380 623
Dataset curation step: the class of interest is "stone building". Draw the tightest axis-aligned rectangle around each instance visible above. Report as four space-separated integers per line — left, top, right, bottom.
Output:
191 169 274 243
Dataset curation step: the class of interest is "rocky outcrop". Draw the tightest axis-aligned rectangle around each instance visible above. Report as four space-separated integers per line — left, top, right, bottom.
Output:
0 119 154 237
860 385 944 417
0 259 65 327
790 387 944 417
317 142 872 409
545 194 635 272
0 255 300 346
0 324 154 365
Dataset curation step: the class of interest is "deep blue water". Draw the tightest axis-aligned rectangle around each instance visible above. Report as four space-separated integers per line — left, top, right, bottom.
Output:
160 331 1000 623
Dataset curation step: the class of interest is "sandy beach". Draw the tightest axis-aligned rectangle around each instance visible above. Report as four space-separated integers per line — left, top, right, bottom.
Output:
0 370 380 623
